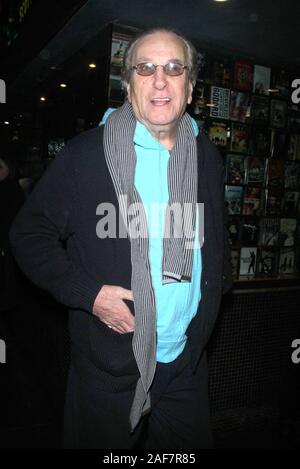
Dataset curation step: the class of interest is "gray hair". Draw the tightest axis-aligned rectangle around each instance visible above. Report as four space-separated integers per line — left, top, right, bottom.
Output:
121 28 199 93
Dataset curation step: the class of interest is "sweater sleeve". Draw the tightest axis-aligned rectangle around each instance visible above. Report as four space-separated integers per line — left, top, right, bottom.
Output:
9 145 102 313
211 139 233 294
220 163 233 294
201 133 233 294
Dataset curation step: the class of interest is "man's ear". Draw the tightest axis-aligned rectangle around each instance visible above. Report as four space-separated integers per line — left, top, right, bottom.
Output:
187 81 193 105
127 84 132 103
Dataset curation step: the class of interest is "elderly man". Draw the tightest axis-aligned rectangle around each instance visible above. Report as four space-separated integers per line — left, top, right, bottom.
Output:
10 28 231 449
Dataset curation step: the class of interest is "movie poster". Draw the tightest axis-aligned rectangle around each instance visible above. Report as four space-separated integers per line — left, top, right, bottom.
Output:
230 91 251 122
279 248 295 275
233 60 253 92
253 65 271 95
210 86 230 120
208 121 228 147
240 247 257 276
226 153 246 184
109 31 132 103
270 99 287 129
230 123 248 153
225 185 243 215
257 248 278 276
259 218 280 246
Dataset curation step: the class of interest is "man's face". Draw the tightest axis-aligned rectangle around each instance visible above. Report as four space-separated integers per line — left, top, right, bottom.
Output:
127 32 193 139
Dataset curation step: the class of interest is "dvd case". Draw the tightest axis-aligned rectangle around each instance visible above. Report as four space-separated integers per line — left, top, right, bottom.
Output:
246 156 266 185
284 162 300 190
229 249 240 279
257 248 278 276
279 218 297 247
208 121 228 147
242 186 262 215
210 86 230 120
253 65 271 95
279 248 295 275
259 218 280 246
230 123 248 153
241 218 260 245
230 91 251 123
225 185 243 215
233 60 253 92
250 95 269 124
282 191 299 217
264 187 282 215
226 153 247 184
248 128 271 156
267 159 284 187
270 99 287 129
239 247 257 276
227 217 241 246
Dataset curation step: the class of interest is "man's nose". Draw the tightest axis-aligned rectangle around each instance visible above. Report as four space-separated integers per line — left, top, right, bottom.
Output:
152 66 168 89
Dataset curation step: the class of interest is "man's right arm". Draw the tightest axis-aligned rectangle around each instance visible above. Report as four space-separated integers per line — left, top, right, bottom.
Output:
9 145 101 314
9 144 135 332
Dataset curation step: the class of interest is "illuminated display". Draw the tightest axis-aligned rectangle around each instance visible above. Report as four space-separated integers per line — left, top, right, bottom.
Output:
0 0 34 47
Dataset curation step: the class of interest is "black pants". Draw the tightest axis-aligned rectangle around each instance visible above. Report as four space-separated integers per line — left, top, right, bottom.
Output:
64 343 213 449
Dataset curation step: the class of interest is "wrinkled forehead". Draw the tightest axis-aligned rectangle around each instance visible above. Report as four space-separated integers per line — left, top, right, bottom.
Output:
133 32 187 64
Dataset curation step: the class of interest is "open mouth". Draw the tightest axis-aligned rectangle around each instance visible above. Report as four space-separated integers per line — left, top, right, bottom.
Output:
150 98 171 106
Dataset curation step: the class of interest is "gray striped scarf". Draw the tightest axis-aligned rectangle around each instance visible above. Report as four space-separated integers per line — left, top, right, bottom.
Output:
103 101 197 431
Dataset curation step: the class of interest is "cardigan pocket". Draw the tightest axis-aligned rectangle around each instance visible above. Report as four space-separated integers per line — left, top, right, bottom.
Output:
88 314 139 377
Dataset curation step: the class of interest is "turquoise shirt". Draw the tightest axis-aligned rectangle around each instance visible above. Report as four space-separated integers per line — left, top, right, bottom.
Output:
133 121 202 363
100 110 202 363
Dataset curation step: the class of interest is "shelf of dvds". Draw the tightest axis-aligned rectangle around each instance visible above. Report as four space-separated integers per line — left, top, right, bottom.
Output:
189 48 300 284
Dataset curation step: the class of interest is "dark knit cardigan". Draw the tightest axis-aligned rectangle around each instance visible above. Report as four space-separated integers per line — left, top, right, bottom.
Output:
10 125 232 384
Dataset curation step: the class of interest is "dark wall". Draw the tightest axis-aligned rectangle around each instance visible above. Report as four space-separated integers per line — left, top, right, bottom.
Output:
208 287 300 448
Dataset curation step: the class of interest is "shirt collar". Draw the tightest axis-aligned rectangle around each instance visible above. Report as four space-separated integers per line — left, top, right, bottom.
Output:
99 107 199 150
134 117 199 151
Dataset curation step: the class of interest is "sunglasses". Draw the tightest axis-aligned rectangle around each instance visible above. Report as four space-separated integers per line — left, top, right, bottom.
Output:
132 62 188 77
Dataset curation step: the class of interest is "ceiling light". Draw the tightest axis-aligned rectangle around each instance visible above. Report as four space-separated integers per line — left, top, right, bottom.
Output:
40 96 46 101
4 121 9 125
89 63 97 69
214 0 229 2
60 83 67 88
